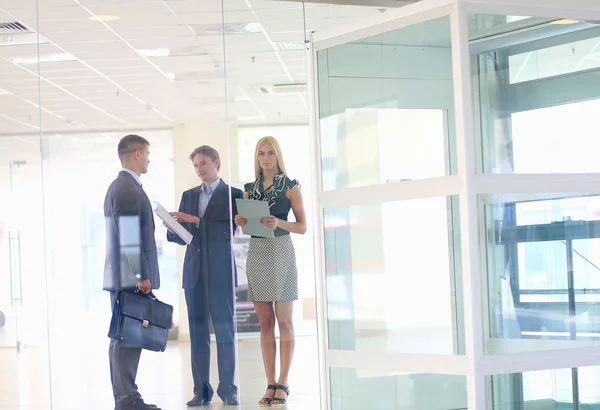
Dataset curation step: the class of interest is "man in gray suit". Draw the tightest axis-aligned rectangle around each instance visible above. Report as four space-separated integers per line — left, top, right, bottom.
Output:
104 134 161 410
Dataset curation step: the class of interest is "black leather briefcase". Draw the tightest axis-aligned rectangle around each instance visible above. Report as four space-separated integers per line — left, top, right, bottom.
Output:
108 291 173 352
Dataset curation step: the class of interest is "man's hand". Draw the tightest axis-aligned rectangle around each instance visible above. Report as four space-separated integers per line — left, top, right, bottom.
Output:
170 212 200 225
137 279 151 294
163 222 175 234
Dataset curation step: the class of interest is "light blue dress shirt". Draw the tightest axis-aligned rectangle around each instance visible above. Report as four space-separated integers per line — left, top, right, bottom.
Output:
121 168 142 186
199 179 221 218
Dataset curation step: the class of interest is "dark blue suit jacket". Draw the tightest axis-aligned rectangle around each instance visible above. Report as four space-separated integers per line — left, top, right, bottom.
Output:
103 171 160 291
167 180 243 290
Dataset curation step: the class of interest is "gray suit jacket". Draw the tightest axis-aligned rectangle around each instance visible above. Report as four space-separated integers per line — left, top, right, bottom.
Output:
103 171 160 291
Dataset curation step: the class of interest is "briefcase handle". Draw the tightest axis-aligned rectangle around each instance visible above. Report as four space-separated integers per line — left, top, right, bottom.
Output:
134 288 158 301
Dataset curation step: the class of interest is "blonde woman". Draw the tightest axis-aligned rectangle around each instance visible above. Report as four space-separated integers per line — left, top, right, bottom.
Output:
234 136 307 407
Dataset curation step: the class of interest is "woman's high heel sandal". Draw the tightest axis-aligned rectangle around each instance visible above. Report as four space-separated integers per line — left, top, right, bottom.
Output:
271 385 290 407
259 384 277 407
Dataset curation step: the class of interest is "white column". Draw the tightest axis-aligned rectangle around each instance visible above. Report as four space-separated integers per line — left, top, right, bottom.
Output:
451 5 486 410
171 123 239 341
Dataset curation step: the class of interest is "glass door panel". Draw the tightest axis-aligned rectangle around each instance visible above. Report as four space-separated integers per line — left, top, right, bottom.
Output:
0 136 52 409
315 12 467 410
0 186 18 349
0 143 47 350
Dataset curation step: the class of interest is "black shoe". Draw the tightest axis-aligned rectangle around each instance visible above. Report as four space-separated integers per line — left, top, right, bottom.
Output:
259 384 277 407
218 384 239 406
119 399 161 410
186 395 211 407
271 385 290 407
188 381 214 407
222 392 239 406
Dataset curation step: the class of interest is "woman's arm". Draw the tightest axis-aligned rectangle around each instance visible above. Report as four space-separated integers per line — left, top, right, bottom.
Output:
275 186 307 235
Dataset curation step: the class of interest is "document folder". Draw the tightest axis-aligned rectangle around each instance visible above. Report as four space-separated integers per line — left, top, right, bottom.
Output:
235 199 275 238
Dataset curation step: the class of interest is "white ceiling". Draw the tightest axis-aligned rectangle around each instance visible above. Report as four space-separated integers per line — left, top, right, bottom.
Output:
0 0 389 135
2 1 598 139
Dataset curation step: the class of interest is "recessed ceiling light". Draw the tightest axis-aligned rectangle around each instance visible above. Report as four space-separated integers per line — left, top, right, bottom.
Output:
273 41 305 51
89 15 121 22
164 73 176 81
11 52 76 65
244 22 263 33
0 89 11 95
137 48 170 58
550 19 580 25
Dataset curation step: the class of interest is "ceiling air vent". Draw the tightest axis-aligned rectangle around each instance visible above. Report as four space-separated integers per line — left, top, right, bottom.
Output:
0 21 40 47
0 22 30 34
255 83 307 94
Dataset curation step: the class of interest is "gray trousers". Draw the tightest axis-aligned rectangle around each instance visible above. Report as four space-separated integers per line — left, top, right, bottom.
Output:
109 291 143 408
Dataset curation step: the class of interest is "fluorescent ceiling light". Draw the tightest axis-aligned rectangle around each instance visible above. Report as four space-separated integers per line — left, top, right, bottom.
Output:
11 52 76 65
244 22 263 33
273 41 305 51
0 89 11 95
164 72 176 81
89 15 121 22
233 95 250 102
137 48 170 58
551 19 580 25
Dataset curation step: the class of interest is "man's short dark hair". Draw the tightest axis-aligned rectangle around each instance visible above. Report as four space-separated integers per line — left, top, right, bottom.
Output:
118 134 150 162
189 145 220 171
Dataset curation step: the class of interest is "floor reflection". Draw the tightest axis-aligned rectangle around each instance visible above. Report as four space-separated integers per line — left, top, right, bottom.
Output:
1 335 320 410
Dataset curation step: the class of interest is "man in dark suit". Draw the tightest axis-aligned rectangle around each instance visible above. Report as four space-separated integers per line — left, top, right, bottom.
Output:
166 145 243 407
104 134 161 410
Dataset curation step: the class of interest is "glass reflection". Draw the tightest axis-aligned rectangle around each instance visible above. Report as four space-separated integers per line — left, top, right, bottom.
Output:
317 16 456 191
331 367 467 410
324 196 464 355
470 14 600 174
490 365 600 409
482 193 600 353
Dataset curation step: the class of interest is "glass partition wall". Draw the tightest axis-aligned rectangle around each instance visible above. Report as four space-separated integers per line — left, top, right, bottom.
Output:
310 0 600 409
0 1 52 409
6 0 600 409
3 0 329 409
1 1 231 409
312 9 468 410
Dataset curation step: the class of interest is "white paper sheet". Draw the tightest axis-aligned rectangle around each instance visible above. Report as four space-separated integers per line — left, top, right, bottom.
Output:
153 201 193 245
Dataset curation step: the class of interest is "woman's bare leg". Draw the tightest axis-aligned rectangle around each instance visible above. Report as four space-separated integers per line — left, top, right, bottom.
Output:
254 302 277 405
272 301 295 404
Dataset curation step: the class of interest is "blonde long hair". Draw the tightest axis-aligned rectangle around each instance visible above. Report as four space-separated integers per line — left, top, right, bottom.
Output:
254 136 287 179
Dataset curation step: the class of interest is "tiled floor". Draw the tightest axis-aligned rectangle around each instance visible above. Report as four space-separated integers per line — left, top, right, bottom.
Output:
0 333 321 410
